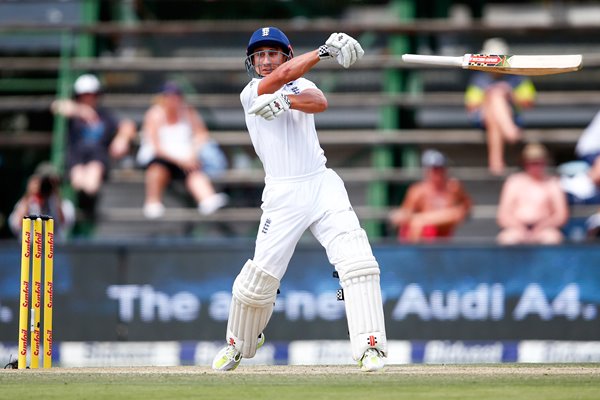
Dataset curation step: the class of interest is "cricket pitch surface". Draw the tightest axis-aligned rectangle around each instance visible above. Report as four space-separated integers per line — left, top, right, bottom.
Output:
2 364 599 400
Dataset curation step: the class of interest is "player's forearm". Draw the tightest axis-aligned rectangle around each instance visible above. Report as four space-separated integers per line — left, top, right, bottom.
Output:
288 90 327 113
276 50 320 81
259 50 320 94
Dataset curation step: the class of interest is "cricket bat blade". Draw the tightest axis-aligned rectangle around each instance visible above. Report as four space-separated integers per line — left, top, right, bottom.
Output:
402 53 583 76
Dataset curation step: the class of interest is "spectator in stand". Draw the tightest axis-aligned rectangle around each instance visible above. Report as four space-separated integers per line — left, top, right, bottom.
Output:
560 109 600 203
51 74 137 221
496 143 569 245
465 38 536 176
558 109 600 239
388 149 472 243
585 211 600 239
136 81 228 219
8 162 75 240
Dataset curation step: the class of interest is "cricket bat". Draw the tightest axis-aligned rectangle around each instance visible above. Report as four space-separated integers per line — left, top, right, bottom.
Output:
402 53 583 76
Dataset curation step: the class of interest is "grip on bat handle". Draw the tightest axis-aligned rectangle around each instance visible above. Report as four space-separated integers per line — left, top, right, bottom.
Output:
402 54 464 67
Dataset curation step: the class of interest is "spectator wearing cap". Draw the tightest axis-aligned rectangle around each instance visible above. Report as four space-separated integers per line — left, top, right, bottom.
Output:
465 38 536 176
496 143 569 245
388 149 472 243
51 74 137 223
136 81 228 219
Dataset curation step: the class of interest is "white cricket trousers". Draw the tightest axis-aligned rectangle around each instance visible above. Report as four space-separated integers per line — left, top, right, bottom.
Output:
253 168 363 280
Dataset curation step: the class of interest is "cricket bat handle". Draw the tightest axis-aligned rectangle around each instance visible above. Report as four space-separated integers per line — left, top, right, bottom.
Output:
402 54 463 67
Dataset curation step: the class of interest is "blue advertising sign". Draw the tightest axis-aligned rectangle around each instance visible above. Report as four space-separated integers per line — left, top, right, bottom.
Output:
0 241 598 342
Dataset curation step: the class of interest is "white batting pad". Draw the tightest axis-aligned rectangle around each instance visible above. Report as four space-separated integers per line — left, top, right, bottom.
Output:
341 272 387 360
328 229 387 360
226 259 280 358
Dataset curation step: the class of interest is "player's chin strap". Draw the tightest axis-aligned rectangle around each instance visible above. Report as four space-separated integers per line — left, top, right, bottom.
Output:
226 259 280 358
327 229 388 361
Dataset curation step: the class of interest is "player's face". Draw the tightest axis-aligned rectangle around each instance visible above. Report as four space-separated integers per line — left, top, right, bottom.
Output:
252 46 288 76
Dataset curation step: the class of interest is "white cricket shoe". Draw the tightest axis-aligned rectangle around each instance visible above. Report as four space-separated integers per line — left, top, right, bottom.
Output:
358 348 385 372
211 333 265 371
211 344 242 371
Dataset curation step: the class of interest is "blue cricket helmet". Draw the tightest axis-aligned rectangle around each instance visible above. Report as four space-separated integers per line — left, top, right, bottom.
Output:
246 27 294 58
245 27 294 78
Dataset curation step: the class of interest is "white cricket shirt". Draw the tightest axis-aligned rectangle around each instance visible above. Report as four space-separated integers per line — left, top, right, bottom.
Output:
240 77 327 179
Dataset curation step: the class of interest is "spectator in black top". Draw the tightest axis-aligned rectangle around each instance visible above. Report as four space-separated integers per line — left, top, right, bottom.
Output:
51 74 136 220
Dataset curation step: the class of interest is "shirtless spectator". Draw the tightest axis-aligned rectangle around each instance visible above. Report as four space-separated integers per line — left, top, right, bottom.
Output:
388 149 472 243
496 143 569 245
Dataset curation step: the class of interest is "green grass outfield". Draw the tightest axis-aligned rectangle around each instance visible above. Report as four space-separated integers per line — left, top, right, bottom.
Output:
1 364 599 400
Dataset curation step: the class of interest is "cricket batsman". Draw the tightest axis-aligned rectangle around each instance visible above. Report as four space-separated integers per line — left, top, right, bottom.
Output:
212 27 387 372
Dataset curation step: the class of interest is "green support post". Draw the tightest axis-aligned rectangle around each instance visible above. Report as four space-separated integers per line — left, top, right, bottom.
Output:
51 32 73 176
78 0 99 58
365 0 415 239
115 0 139 25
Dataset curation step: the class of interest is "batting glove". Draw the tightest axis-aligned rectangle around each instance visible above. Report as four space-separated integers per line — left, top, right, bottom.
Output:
318 32 365 68
248 92 291 121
